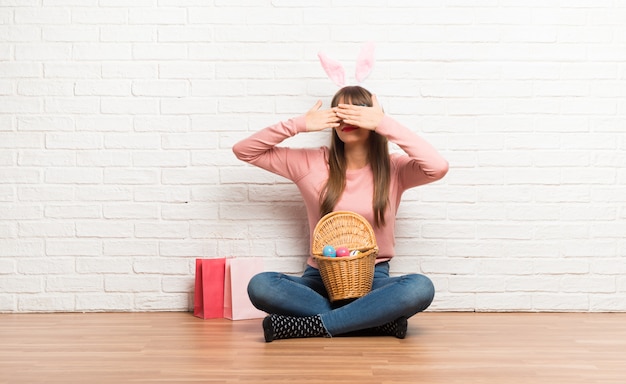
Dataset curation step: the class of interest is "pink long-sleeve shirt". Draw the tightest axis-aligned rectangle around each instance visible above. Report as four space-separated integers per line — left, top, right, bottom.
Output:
232 114 448 267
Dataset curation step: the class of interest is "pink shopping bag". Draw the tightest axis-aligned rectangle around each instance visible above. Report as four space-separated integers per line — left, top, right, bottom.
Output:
223 258 266 320
193 258 226 319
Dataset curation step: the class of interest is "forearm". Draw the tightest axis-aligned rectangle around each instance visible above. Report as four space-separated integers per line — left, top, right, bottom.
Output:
232 115 307 165
376 115 448 181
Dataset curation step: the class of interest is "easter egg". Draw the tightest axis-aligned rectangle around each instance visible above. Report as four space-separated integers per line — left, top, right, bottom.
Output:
336 246 350 257
349 250 361 256
322 245 336 257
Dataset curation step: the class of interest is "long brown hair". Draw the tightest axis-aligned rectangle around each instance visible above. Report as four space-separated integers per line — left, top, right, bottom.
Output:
319 86 391 227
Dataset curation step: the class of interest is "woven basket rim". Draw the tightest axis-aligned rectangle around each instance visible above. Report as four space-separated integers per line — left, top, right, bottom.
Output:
312 246 378 262
311 211 377 255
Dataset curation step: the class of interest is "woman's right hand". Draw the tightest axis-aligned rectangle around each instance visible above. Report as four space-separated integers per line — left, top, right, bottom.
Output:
305 100 341 132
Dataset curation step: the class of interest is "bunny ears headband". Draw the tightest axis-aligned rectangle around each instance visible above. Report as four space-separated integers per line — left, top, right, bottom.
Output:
317 42 375 88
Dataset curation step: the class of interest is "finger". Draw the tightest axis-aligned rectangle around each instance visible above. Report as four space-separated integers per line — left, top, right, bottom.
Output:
335 105 358 116
308 100 323 113
328 115 341 124
372 94 380 109
319 109 338 119
335 109 358 120
337 103 359 110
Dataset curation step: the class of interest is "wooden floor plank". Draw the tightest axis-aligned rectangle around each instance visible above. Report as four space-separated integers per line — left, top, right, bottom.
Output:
1 312 625 383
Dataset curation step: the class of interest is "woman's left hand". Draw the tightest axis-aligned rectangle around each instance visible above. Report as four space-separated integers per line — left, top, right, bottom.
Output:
334 94 384 131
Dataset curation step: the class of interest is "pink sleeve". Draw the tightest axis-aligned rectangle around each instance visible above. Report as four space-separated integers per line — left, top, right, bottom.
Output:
375 115 449 189
232 116 313 181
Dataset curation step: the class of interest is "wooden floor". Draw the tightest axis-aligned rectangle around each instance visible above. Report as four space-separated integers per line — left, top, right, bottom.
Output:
1 312 625 384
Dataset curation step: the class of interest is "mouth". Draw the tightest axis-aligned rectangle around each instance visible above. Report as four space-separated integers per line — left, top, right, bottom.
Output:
341 125 358 132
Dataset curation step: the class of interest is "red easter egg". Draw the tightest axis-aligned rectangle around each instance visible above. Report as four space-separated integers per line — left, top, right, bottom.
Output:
335 247 350 257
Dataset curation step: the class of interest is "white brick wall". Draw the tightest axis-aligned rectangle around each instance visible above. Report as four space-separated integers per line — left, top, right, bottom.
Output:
1 1 625 313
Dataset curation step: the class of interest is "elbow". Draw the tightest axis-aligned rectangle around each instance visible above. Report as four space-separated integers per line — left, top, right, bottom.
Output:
232 142 242 159
232 141 249 163
431 159 449 181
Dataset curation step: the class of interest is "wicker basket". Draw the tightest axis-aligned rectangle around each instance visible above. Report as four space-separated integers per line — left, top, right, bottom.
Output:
311 211 378 302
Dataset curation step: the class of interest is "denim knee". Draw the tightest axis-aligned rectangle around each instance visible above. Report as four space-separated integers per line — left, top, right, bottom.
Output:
247 271 277 307
400 274 435 313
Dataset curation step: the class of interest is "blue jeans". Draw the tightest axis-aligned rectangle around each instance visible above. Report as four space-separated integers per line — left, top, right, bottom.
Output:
247 262 435 336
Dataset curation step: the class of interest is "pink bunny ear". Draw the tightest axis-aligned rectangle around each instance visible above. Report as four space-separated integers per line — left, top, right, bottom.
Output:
355 42 375 83
318 52 346 87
